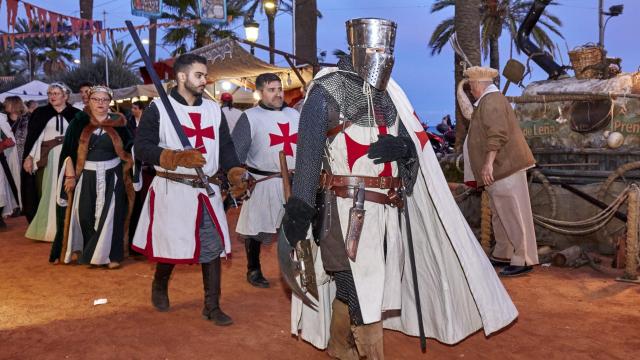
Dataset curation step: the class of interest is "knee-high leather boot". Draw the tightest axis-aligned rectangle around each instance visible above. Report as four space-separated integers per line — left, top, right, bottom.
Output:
151 262 174 311
327 299 359 360
202 257 233 326
352 321 384 359
245 238 269 288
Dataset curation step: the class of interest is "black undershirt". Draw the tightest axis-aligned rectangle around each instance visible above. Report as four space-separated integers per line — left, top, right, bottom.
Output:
135 88 240 171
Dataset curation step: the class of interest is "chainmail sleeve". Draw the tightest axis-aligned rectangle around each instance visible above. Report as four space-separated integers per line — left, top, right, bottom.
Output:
291 85 332 207
218 111 240 170
231 113 251 164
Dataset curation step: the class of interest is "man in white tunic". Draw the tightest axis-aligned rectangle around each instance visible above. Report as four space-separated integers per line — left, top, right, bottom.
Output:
280 18 518 359
220 92 242 133
232 73 299 288
132 54 245 326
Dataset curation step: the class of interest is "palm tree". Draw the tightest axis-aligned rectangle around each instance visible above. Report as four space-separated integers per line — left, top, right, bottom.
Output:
0 45 20 77
430 0 564 73
107 40 143 70
452 0 482 152
14 18 79 79
162 0 245 56
79 0 93 64
294 0 321 66
430 0 563 151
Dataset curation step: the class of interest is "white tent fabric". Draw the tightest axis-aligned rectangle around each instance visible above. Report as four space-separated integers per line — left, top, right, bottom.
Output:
0 80 50 102
68 84 165 104
189 38 313 90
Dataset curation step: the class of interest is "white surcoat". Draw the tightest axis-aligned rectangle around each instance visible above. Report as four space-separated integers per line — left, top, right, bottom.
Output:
236 106 299 237
132 97 231 263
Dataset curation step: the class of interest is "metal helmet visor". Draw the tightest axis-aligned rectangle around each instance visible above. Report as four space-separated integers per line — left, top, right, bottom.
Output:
346 18 397 90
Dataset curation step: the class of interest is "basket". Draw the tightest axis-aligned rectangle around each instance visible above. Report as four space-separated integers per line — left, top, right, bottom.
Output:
568 45 605 79
632 67 640 94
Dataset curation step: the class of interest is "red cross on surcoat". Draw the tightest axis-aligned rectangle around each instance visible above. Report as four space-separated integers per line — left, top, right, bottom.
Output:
344 125 392 176
269 122 298 157
182 113 215 154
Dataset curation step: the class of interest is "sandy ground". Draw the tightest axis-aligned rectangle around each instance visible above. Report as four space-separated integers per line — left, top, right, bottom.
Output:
1 210 639 360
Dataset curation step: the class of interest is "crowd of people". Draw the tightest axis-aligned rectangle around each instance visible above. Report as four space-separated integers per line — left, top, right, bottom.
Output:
0 17 541 359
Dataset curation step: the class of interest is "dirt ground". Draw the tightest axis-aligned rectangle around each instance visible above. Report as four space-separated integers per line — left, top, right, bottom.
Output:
1 209 639 360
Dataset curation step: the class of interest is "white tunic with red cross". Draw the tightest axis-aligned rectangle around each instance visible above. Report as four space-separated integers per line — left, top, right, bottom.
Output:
132 97 231 263
235 105 299 239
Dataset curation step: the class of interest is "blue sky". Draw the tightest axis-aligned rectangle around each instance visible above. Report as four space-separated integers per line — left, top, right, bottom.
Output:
3 0 639 126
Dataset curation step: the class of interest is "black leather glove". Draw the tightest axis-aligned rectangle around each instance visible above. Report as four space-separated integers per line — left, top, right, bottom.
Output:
282 196 316 247
367 134 414 164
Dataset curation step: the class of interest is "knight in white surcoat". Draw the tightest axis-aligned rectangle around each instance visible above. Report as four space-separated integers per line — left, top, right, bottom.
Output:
280 18 519 359
232 73 299 288
132 54 244 326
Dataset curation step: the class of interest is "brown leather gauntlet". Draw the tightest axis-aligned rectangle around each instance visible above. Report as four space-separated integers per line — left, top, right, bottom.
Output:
227 167 249 198
159 149 206 171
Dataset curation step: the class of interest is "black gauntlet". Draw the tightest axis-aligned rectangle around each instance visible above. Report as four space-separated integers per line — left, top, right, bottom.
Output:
282 196 316 247
367 134 415 164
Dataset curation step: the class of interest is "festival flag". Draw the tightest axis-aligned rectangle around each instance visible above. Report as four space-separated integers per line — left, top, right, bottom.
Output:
131 0 163 18
6 0 18 31
198 0 227 24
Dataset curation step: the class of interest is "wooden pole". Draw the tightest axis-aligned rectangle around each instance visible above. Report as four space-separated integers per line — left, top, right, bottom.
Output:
480 190 492 253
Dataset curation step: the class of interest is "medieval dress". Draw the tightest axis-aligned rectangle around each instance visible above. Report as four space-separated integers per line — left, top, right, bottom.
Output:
132 89 239 264
22 103 79 240
51 110 134 265
0 114 21 217
233 103 299 242
290 63 518 348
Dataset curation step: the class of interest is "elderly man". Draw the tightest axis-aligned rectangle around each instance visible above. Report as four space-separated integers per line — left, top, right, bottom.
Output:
464 66 538 277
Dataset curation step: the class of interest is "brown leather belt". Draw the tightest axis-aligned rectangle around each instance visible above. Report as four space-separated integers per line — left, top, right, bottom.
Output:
332 186 404 208
157 172 222 188
319 172 402 190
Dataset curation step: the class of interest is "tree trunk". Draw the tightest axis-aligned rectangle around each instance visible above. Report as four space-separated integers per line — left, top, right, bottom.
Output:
268 13 276 64
294 0 317 66
149 19 157 63
79 0 93 64
490 36 500 87
453 0 481 153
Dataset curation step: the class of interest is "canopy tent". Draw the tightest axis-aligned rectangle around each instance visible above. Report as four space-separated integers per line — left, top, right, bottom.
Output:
0 80 50 102
188 38 314 91
68 84 164 104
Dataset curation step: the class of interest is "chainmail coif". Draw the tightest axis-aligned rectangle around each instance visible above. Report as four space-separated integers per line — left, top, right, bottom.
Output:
314 56 397 128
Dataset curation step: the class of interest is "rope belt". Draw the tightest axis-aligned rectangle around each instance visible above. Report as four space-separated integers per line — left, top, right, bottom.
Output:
156 172 222 188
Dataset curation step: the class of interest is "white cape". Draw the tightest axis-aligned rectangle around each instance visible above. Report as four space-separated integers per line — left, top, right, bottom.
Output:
0 116 21 217
292 72 518 347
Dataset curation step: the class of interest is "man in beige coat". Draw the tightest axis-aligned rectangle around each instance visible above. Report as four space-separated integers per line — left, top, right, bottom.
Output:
464 66 539 276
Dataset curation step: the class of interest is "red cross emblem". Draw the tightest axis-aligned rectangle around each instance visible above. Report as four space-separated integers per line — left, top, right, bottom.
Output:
415 130 429 150
269 122 298 157
182 113 215 154
344 125 392 176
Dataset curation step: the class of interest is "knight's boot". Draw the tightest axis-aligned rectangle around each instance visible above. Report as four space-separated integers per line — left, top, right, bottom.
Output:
352 321 384 360
202 258 233 326
327 299 359 360
245 238 269 288
151 262 174 312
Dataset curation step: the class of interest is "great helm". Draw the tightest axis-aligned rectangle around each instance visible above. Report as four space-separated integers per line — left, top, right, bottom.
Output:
346 18 397 90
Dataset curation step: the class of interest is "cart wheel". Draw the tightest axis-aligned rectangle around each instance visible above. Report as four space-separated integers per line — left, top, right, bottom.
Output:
527 169 556 219
596 161 640 240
